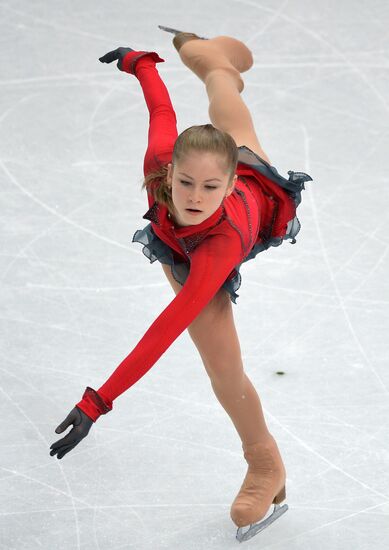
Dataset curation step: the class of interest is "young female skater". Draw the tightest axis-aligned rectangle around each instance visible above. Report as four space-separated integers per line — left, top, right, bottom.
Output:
49 27 312 542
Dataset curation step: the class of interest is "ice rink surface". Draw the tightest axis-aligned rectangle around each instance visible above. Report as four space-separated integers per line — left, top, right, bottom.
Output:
1 0 389 548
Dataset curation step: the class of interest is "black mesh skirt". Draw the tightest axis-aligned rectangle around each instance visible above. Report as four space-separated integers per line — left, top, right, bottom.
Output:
132 146 313 304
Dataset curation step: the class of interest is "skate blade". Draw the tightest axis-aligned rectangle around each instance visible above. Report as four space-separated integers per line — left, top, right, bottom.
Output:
236 503 289 543
158 25 208 40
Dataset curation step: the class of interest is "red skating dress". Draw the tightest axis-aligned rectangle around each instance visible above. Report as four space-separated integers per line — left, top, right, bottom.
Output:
75 51 312 422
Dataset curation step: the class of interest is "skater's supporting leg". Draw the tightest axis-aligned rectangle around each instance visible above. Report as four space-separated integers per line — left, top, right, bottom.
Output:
160 264 272 446
161 260 288 536
209 370 272 446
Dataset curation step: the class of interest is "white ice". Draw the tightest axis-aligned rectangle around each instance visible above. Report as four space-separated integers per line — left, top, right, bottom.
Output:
1 0 389 548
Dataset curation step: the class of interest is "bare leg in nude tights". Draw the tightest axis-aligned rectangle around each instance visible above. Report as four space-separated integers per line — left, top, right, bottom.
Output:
163 33 288 537
161 261 272 447
176 35 271 163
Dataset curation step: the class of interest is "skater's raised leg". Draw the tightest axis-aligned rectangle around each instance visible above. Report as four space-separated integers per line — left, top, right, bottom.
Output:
176 35 271 164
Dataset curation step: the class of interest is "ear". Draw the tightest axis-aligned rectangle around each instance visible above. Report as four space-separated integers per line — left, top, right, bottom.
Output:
226 174 237 197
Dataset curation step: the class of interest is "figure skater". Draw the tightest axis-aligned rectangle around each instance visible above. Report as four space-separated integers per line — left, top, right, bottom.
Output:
49 27 312 543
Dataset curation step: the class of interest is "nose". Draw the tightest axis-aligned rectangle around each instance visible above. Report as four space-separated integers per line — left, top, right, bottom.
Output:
189 187 202 205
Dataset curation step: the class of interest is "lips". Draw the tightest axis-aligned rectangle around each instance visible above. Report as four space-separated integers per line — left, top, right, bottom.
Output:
186 208 202 212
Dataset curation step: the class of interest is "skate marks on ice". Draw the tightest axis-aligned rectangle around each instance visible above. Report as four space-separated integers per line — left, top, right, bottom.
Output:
2 0 389 549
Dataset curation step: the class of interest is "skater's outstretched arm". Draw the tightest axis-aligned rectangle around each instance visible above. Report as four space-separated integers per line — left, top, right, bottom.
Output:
75 226 243 422
51 226 241 458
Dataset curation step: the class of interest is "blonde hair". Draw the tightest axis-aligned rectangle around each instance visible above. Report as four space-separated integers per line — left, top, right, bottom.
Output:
141 124 238 213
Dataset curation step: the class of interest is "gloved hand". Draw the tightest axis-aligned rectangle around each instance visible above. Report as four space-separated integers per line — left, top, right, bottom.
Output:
99 47 164 75
49 406 93 459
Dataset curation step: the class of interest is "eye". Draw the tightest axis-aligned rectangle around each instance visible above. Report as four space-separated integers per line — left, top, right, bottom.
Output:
180 180 217 190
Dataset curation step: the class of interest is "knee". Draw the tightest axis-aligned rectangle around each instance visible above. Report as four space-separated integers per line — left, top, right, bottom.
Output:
204 354 245 384
206 67 244 93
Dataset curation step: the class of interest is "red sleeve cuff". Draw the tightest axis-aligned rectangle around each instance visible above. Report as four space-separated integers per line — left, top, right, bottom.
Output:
122 50 165 75
75 386 113 422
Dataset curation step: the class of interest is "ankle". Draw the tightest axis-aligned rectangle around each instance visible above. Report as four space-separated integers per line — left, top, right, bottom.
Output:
242 433 275 449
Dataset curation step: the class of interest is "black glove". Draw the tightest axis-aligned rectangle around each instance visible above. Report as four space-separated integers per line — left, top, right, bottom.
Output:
99 47 135 71
99 47 164 75
50 406 93 459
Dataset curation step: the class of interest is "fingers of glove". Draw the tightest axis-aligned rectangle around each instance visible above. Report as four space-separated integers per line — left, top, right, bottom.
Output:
50 423 92 457
50 444 63 457
55 442 79 459
55 408 77 434
50 427 83 452
50 434 81 456
99 49 121 64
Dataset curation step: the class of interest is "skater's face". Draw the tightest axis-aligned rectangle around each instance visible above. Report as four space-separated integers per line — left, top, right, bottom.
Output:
166 151 237 227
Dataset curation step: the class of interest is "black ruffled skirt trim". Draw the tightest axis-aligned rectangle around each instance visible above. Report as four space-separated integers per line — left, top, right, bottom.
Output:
132 146 313 304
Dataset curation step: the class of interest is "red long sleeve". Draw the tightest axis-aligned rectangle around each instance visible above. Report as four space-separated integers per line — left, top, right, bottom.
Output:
76 228 242 420
134 55 178 180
